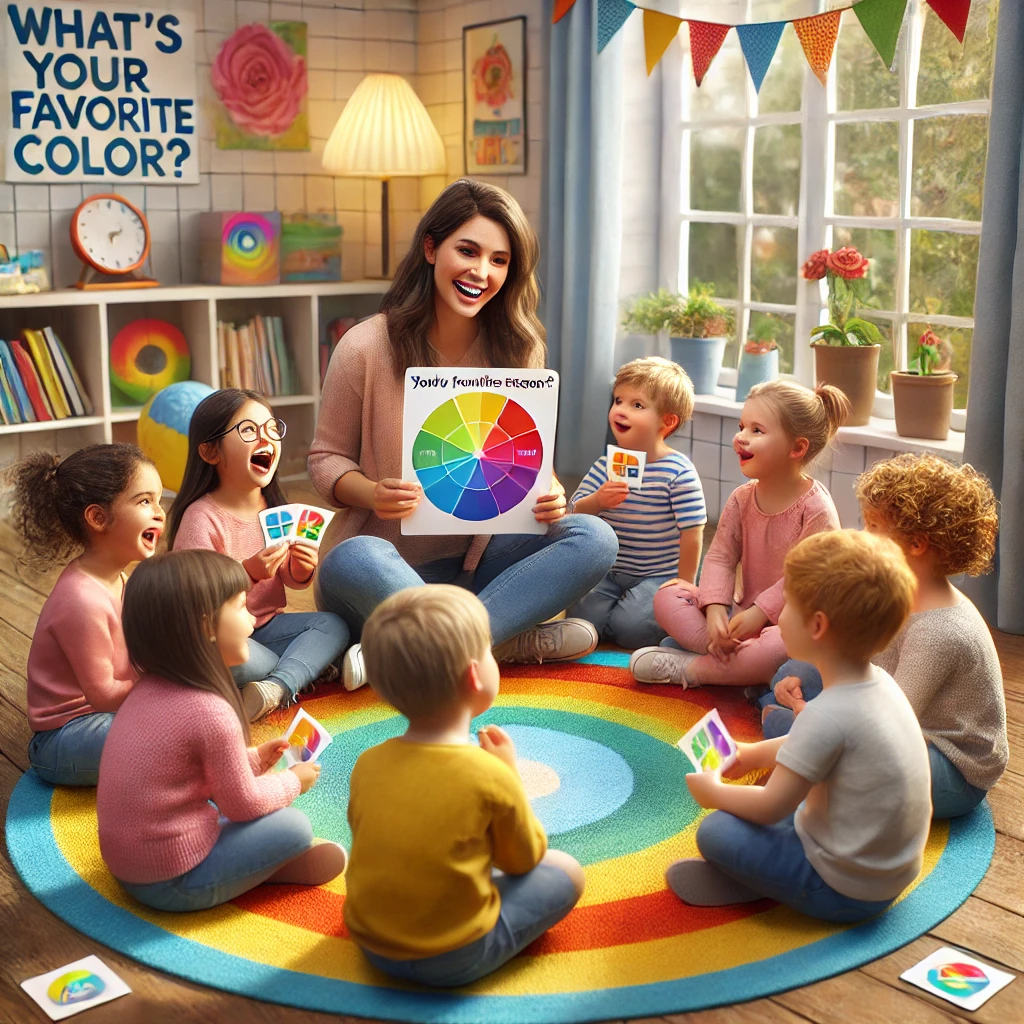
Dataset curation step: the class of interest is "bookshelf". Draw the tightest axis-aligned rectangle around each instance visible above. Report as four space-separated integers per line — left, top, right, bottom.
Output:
0 281 388 479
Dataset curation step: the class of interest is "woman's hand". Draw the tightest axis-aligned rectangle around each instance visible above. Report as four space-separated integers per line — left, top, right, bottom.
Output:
685 768 723 809
255 738 288 773
373 478 422 521
244 543 290 582
290 762 321 794
728 605 769 643
478 724 519 775
287 541 318 584
533 476 567 523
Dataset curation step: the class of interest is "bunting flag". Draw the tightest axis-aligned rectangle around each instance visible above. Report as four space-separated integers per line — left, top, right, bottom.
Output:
926 0 972 44
643 9 683 76
688 21 731 87
736 20 786 93
854 0 910 70
597 0 636 52
793 10 842 86
553 0 577 24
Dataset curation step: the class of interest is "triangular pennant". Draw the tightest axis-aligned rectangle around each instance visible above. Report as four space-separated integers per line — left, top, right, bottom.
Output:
688 21 731 88
854 0 910 70
643 9 683 76
597 0 636 52
793 10 841 86
552 0 576 24
926 0 972 44
736 20 786 93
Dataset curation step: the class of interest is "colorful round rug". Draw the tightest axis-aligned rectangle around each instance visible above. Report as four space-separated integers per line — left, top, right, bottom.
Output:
7 652 994 1023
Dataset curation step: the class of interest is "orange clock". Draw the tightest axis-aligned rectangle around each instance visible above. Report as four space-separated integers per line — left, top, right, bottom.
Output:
70 193 158 289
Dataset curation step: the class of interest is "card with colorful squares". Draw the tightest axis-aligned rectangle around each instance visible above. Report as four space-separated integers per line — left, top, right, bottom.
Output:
677 708 738 774
606 445 647 490
258 504 335 549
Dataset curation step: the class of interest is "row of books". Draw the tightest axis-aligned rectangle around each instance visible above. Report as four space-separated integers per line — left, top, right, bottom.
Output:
0 328 93 425
217 316 296 396
320 316 360 386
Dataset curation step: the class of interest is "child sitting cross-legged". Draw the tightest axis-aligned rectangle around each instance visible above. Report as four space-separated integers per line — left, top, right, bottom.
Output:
667 530 931 922
345 585 585 987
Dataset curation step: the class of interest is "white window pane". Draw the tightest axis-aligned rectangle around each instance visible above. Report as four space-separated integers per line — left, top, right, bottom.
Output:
756 26 804 115
753 125 801 216
912 115 988 221
750 226 797 305
748 311 795 375
908 321 972 408
691 129 744 212
917 0 998 106
834 122 899 217
687 35 747 120
910 230 980 318
688 222 740 299
832 227 897 312
835 9 900 110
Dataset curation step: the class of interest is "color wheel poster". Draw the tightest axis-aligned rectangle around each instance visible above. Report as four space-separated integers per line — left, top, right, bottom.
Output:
402 367 559 535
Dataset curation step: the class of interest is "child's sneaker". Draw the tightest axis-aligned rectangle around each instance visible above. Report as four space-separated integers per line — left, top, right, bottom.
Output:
492 618 599 664
270 840 348 885
630 646 698 686
343 644 367 691
241 680 287 721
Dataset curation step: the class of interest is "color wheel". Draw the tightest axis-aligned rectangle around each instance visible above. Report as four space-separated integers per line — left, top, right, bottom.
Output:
412 392 543 521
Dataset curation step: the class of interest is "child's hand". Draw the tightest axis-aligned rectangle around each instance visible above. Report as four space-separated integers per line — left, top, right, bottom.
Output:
533 477 567 523
244 543 290 581
256 738 289 772
290 761 321 794
287 541 318 583
593 480 630 510
705 604 738 660
478 724 519 774
773 676 807 713
373 478 422 520
685 768 722 809
728 606 769 643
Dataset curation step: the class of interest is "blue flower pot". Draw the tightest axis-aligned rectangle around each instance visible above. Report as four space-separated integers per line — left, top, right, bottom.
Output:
735 348 779 401
669 336 727 395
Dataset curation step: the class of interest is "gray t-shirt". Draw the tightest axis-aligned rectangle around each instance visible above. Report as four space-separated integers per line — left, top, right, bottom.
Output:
777 666 932 902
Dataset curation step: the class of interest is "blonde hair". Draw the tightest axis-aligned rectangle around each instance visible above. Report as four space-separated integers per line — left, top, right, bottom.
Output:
360 585 492 719
784 529 915 662
746 380 850 463
614 357 695 427
856 453 998 577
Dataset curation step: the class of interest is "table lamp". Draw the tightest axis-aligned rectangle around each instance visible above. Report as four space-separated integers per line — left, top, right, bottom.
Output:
322 73 447 278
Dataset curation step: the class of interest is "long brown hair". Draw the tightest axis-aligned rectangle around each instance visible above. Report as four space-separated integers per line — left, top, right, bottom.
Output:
381 179 545 374
122 549 252 740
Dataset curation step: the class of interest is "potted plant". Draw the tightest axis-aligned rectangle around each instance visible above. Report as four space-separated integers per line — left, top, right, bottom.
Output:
620 288 675 363
665 282 734 395
736 317 780 399
801 246 883 426
890 330 958 440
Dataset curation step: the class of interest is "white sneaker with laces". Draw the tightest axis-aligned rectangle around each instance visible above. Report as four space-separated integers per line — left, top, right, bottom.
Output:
343 644 367 691
630 646 698 686
241 680 287 722
492 617 599 665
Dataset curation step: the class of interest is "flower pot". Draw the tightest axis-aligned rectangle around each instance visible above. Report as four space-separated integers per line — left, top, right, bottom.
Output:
736 348 779 400
669 336 727 395
812 343 880 426
890 371 957 441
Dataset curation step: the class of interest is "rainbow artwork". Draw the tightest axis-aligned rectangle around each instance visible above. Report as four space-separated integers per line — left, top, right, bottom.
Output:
200 211 281 286
606 445 646 489
281 708 331 768
677 708 738 773
110 319 191 405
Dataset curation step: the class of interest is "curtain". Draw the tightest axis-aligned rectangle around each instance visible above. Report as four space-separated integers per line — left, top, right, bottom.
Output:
963 0 1024 633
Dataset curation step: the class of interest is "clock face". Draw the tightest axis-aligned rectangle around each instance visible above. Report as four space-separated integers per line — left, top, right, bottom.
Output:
73 197 149 274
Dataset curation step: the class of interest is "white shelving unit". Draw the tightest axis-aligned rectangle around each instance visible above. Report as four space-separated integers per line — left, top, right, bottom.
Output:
0 281 389 478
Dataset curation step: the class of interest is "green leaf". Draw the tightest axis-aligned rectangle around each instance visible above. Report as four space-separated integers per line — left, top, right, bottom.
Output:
844 317 884 345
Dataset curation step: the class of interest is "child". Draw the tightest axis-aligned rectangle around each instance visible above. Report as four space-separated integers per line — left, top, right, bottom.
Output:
760 454 1006 819
168 389 348 722
97 549 347 911
666 530 931 922
631 380 848 687
566 357 706 649
4 444 164 786
345 585 585 987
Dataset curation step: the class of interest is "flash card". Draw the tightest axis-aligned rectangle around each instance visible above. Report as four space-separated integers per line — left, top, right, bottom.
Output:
280 707 333 768
21 955 131 1020
678 709 738 773
607 445 647 489
900 947 1015 1011
259 504 335 548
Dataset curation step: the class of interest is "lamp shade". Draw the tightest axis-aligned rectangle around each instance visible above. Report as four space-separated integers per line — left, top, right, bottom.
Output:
322 73 446 178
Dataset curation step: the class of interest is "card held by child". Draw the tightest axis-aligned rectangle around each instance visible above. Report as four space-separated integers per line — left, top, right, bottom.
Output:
259 504 335 548
20 955 131 1020
280 707 333 768
606 445 647 489
900 947 1015 1011
678 709 738 773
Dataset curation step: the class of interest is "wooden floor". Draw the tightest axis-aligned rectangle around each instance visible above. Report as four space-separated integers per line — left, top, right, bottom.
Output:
3 489 1024 1023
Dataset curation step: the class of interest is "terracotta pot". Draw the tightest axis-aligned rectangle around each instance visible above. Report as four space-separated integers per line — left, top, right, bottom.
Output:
890 371 957 441
812 343 880 426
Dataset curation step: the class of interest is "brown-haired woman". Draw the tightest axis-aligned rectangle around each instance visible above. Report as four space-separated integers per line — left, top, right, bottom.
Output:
309 179 617 688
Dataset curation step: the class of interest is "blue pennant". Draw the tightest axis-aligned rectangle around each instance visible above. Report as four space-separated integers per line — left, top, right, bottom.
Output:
736 20 787 93
597 0 636 52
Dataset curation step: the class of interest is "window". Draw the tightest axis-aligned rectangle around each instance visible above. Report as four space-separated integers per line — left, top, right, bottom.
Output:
665 0 997 410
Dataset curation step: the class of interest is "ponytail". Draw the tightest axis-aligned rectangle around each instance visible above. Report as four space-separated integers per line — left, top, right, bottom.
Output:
747 380 849 465
813 384 851 441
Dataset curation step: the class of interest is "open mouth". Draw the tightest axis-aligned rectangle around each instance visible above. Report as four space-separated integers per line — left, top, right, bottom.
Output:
453 280 484 299
736 448 754 464
141 527 160 548
612 419 631 433
250 449 275 474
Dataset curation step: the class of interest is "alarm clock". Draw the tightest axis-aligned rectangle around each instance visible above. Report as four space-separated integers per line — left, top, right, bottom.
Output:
70 194 158 290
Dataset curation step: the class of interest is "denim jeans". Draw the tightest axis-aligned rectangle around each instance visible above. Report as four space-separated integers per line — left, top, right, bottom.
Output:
118 807 314 912
28 712 115 786
361 862 580 987
567 571 674 649
696 810 894 923
318 515 618 646
231 611 349 697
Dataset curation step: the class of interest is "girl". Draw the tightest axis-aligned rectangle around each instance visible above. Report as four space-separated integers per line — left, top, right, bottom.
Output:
167 389 348 722
4 443 164 786
309 179 617 687
98 549 347 911
631 380 848 687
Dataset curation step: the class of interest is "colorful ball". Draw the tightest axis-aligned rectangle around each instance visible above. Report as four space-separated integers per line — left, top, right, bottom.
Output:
137 381 215 492
110 319 191 404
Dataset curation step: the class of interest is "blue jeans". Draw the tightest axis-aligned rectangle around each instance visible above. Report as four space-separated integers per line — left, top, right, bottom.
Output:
567 571 673 649
696 810 894 923
361 862 580 987
232 611 348 697
318 515 618 646
118 807 314 912
28 712 115 787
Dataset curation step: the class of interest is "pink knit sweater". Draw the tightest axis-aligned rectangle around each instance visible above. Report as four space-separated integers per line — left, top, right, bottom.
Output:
97 674 301 884
27 560 136 732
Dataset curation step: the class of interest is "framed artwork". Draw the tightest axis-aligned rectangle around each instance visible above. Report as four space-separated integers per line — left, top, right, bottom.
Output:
463 17 527 176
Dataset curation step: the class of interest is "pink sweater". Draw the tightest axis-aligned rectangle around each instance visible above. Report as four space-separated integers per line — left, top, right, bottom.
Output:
27 561 137 732
174 494 284 628
97 674 302 884
698 479 840 623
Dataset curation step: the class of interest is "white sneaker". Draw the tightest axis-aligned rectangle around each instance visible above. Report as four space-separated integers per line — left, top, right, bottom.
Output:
343 644 367 691
241 680 288 722
492 618 599 665
630 646 698 686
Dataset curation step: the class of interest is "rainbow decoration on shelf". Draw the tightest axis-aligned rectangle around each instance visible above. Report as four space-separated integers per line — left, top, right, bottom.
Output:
200 211 281 286
110 319 191 405
926 962 991 998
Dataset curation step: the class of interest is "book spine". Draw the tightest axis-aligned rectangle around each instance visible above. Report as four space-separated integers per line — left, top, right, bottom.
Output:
43 326 84 417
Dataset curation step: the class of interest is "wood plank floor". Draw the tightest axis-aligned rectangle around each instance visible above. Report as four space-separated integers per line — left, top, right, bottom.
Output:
2 486 1023 1023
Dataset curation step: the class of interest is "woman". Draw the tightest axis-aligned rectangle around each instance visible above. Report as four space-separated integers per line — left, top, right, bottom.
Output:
310 179 617 688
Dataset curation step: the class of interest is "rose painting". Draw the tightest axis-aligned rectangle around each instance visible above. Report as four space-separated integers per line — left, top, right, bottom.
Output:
214 22 309 151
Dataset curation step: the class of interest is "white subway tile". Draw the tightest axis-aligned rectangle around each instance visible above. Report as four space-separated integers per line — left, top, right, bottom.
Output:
364 9 390 39
146 210 180 246
338 211 365 244
0 185 14 212
14 184 50 212
719 445 746 484
334 177 365 211
273 151 308 175
179 213 203 284
303 6 335 37
211 148 243 174
48 183 83 211
342 240 364 281
830 471 862 528
391 42 416 74
178 177 212 211
271 2 303 21
210 173 243 210
145 185 181 211
445 37 461 69
832 442 866 474
336 38 367 73
307 36 335 70
445 4 469 40
702 478 721 524
15 211 50 248
668 434 692 458
240 152 274 174
465 1 491 29
203 0 236 33
336 70 364 101
418 74 446 106
308 69 334 102
306 175 335 212
692 411 720 443
675 418 693 440
336 9 365 40
236 0 270 26
0 213 15 247
690 439 720 480
243 174 276 209
364 40 390 71
864 446 896 469
275 175 306 212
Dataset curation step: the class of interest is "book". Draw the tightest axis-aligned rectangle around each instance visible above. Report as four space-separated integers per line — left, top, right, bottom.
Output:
271 316 292 395
227 324 241 391
43 327 85 416
10 338 53 420
0 362 15 424
0 340 34 421
22 328 70 418
52 330 93 415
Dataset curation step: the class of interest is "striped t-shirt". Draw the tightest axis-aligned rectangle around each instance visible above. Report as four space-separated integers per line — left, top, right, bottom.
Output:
571 452 707 576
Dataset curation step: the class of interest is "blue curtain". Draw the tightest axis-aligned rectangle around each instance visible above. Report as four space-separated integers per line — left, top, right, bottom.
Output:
542 0 625 479
963 0 1024 633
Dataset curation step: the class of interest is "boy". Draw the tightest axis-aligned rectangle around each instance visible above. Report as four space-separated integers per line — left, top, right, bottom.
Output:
345 585 584 987
567 357 706 649
667 530 931 922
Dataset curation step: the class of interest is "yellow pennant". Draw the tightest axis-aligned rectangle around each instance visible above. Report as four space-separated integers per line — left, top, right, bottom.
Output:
643 9 684 76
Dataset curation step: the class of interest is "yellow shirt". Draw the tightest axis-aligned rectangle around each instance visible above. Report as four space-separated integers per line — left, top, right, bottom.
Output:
344 738 548 959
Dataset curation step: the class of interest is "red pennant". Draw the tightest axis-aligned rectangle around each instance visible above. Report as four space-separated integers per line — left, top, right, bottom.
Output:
926 0 971 44
553 0 577 23
688 21 731 87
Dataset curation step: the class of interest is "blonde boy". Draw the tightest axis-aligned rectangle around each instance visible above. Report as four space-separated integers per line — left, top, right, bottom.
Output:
667 531 931 921
568 358 706 649
345 585 584 987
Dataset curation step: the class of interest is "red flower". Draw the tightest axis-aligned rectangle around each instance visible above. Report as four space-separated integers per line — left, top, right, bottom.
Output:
800 249 829 281
826 246 869 280
918 329 942 348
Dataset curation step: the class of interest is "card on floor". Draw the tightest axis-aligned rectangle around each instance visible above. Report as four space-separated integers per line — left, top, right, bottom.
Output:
21 955 131 1020
677 708 738 773
606 445 647 489
280 707 333 768
900 946 1015 1011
